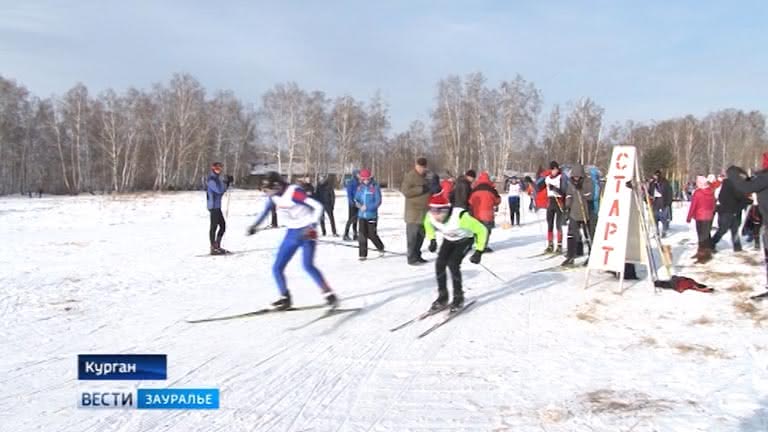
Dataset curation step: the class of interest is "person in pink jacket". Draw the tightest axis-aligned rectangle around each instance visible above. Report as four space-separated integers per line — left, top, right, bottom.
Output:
687 175 716 263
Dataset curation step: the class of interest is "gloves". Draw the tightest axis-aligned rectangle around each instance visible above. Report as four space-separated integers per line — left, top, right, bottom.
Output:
224 175 233 186
303 227 318 240
469 251 482 264
428 239 437 253
246 225 259 236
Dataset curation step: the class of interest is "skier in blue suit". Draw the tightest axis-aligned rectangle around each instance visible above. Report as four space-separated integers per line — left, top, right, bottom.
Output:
247 172 338 310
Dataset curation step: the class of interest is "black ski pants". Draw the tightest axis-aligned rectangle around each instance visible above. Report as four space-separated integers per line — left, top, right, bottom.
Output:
712 211 742 251
209 208 226 246
344 204 358 238
358 218 385 258
696 220 713 249
320 204 338 236
435 237 474 302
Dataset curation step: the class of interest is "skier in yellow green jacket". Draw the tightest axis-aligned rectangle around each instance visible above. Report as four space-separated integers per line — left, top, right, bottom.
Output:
423 193 488 312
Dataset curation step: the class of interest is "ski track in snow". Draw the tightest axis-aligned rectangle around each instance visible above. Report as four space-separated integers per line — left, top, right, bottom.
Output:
2 191 768 431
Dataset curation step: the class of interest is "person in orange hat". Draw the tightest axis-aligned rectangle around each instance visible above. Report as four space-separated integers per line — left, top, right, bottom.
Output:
424 193 488 311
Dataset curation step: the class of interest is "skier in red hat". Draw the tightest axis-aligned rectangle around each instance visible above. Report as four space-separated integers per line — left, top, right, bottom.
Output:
423 193 488 312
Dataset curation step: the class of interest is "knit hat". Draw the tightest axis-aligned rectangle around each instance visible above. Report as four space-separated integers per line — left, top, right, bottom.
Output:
359 169 372 179
550 161 560 170
263 171 286 191
428 193 451 209
465 169 476 178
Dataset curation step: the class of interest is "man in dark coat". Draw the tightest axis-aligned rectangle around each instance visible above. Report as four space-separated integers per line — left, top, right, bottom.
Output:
400 157 431 265
727 152 768 298
712 177 749 252
451 170 476 210
562 163 593 266
648 170 673 237
315 175 338 237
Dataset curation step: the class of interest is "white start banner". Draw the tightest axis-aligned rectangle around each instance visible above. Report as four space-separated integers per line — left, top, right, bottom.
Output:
588 145 646 273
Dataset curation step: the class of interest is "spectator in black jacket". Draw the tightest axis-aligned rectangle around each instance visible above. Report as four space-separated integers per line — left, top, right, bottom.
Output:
451 170 476 210
728 153 768 297
648 170 673 237
315 175 338 237
712 177 748 252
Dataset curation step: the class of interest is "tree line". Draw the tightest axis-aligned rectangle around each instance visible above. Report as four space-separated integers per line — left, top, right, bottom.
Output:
0 72 765 195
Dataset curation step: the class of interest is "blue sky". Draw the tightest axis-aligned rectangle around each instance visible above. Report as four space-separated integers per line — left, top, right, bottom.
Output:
1 0 766 131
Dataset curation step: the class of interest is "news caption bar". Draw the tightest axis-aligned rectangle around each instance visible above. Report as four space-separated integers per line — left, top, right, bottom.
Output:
78 354 167 380
78 354 219 409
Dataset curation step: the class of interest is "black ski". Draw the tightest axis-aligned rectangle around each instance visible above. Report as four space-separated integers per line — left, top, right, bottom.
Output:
389 304 450 332
186 304 328 323
417 300 477 338
750 291 768 301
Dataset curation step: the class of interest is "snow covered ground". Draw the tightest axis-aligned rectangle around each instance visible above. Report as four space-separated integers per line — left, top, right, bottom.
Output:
2 189 768 431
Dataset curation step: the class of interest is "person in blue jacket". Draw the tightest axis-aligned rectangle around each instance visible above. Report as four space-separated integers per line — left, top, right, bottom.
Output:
206 161 233 254
343 169 360 241
354 169 385 260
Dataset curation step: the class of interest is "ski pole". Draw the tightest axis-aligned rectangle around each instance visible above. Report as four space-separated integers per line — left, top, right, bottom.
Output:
225 190 232 219
316 238 409 257
479 262 506 283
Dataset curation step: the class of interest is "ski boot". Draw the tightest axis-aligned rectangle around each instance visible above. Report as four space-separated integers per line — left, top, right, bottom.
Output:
324 292 339 309
430 295 449 312
555 244 563 255
561 257 576 267
358 256 367 261
378 248 385 258
271 293 293 311
343 234 352 241
210 242 227 255
544 243 554 254
450 296 465 312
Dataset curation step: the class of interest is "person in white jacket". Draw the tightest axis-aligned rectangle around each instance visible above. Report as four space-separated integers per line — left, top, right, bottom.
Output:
507 176 524 226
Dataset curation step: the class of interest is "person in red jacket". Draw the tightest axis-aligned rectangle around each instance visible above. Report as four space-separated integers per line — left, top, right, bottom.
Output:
468 171 501 252
687 175 716 264
440 175 455 203
534 167 550 211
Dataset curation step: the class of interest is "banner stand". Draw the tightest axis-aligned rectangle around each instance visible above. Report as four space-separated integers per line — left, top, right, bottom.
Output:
584 146 661 293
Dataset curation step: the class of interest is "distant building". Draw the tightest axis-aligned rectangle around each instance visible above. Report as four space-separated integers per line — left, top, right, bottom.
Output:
246 160 349 189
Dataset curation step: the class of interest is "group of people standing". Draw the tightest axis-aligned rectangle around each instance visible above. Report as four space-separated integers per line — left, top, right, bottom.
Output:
202 151 768 313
